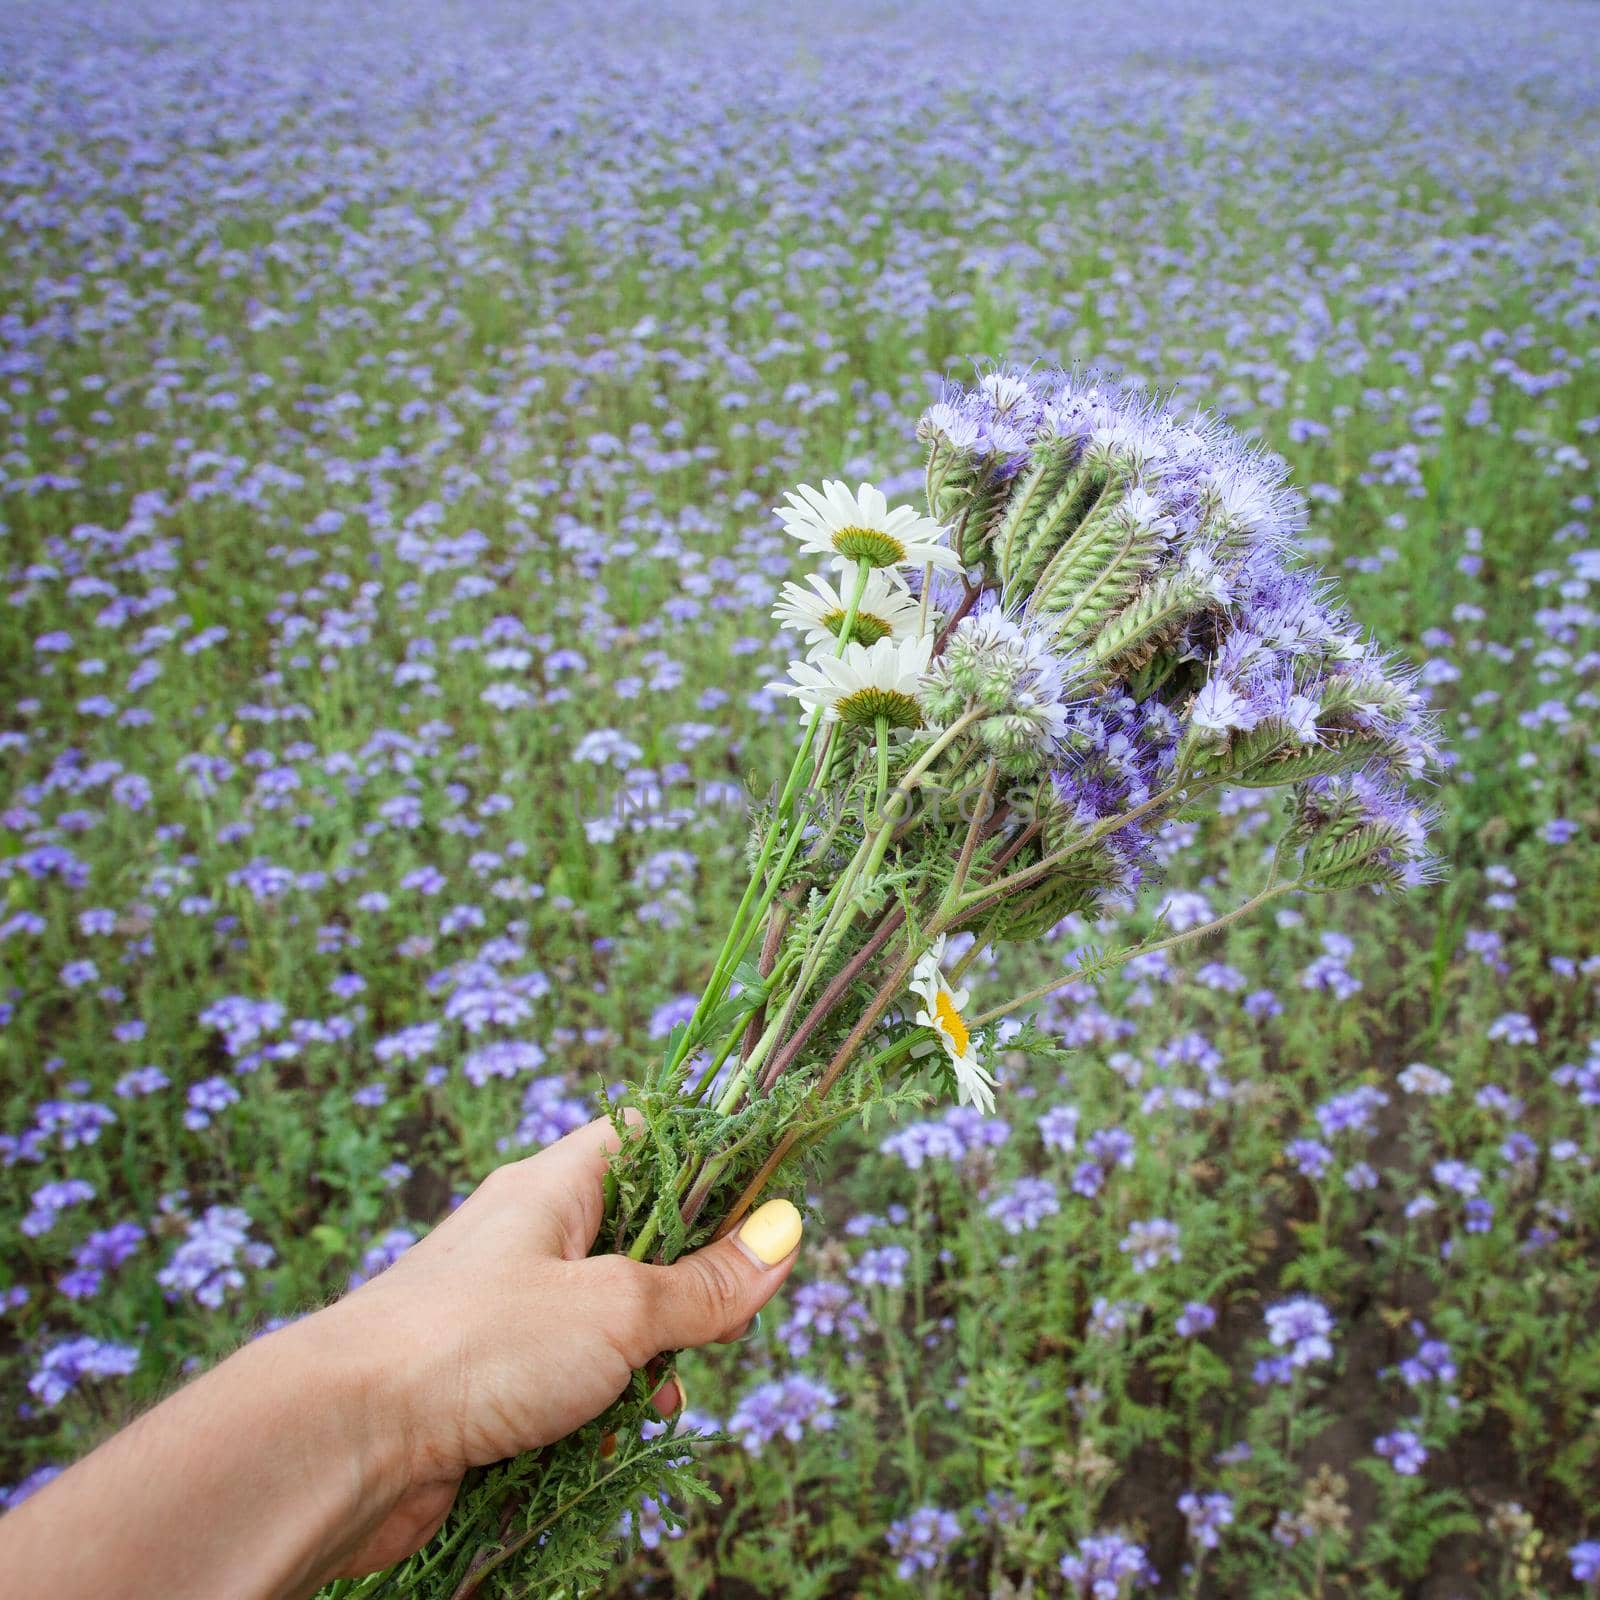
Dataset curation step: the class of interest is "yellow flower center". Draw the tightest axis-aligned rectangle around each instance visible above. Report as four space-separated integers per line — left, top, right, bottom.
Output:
934 990 970 1055
821 606 893 646
831 525 907 568
834 686 921 730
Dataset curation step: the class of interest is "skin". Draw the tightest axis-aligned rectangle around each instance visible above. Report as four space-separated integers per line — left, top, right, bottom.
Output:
0 1113 800 1600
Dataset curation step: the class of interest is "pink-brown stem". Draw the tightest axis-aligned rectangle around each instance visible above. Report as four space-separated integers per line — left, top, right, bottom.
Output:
712 946 919 1242
739 900 792 1062
756 904 907 1094
933 579 982 654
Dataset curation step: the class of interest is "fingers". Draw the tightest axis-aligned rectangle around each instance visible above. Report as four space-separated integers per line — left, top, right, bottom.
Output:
493 1110 642 1258
650 1375 682 1417
629 1198 803 1355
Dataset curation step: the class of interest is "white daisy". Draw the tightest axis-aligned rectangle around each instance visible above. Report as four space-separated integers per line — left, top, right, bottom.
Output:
774 480 962 573
772 568 927 653
909 936 997 1115
769 633 931 730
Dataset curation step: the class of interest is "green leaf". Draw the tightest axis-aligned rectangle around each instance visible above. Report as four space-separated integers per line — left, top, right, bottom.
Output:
308 1223 347 1257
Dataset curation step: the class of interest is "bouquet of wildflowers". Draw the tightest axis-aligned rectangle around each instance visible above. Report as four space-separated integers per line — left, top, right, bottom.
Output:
346 367 1442 1597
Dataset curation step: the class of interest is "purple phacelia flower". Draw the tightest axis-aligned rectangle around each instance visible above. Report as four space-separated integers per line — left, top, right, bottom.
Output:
726 1374 837 1451
34 1100 116 1150
1315 1085 1388 1138
1038 1103 1079 1152
1486 1011 1537 1046
1059 1530 1157 1596
1264 1296 1335 1368
885 1506 961 1578
849 1244 910 1290
1432 1159 1482 1197
22 1178 96 1237
1 1465 63 1508
157 1205 274 1308
1571 1541 1600 1585
348 1228 417 1290
1178 1490 1234 1550
116 1066 170 1099
184 1075 241 1130
880 1104 1010 1168
777 1280 871 1358
985 1176 1060 1235
1286 1139 1334 1179
619 1493 682 1550
29 1336 140 1408
1119 1217 1182 1272
1375 1429 1427 1475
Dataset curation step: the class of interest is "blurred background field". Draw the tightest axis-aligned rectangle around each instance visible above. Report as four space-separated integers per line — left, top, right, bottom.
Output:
1 1 1598 1594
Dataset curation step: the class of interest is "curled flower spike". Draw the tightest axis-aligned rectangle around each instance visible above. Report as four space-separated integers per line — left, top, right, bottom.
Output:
909 937 997 1114
775 480 962 573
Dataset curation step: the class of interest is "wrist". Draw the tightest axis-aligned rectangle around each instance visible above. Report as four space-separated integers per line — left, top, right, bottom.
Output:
313 1275 469 1480
0 1306 425 1600
264 1306 416 1572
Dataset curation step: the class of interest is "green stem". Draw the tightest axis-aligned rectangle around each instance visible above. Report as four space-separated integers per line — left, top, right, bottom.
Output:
759 855 868 1058
757 707 977 1060
448 1433 698 1596
879 1298 922 1496
947 910 1002 985
660 721 815 1085
970 878 1301 1027
714 802 815 990
711 947 925 1240
628 1011 788 1262
953 779 1194 914
833 558 874 656
878 706 981 827
939 762 997 917
915 559 934 639
661 562 874 1084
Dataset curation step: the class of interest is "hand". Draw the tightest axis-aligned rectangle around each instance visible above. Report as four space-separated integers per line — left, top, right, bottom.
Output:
0 1112 802 1600
319 1113 804 1578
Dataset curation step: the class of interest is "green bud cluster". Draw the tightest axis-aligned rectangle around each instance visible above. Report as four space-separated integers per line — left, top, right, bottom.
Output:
975 711 1056 777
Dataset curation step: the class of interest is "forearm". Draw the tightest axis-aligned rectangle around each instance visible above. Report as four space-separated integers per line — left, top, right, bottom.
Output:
0 1310 402 1600
0 1118 800 1597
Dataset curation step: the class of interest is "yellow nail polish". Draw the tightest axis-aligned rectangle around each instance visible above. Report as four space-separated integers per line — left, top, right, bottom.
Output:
737 1198 803 1266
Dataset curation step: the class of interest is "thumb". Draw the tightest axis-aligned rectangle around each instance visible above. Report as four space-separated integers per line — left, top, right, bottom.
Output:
639 1198 804 1352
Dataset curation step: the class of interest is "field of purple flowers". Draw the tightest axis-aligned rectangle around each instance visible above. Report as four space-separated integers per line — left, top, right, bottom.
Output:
3 0 1598 1594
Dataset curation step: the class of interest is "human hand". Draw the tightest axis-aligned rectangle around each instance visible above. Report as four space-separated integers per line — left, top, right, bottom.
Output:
316 1113 803 1578
0 1112 802 1600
